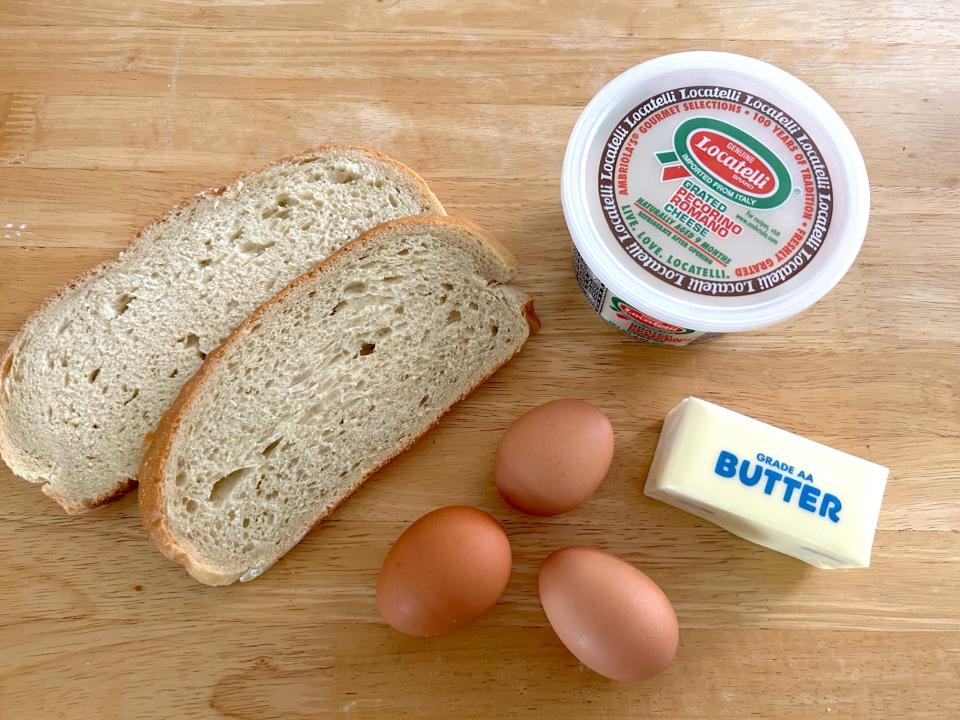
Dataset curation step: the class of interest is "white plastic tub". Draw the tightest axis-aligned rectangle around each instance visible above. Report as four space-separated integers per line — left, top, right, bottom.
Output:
562 52 869 346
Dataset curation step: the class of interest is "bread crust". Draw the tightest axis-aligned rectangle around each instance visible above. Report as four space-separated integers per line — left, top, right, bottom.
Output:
0 145 445 514
139 215 538 585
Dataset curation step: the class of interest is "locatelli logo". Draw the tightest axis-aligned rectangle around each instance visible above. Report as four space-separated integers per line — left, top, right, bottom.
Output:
609 297 693 335
597 85 834 298
666 118 792 209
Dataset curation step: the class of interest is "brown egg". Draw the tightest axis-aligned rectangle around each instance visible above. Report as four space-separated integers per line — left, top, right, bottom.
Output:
495 399 614 515
377 506 512 637
538 546 679 681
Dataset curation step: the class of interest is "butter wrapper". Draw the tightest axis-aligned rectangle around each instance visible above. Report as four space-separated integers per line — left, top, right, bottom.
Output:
645 397 888 568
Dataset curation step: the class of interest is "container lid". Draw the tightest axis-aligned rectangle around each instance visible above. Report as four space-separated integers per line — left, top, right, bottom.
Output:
562 51 870 332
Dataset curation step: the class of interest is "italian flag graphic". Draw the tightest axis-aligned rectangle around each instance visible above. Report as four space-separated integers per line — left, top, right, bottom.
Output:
655 150 691 182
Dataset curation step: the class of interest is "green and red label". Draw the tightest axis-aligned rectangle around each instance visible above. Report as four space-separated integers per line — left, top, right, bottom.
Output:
609 296 692 335
598 86 834 297
573 249 719 347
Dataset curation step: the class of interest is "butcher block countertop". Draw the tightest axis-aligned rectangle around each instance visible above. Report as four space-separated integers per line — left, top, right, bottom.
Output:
1 2 958 718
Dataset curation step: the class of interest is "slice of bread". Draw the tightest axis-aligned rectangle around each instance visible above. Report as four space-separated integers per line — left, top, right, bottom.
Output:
139 216 538 585
0 146 443 514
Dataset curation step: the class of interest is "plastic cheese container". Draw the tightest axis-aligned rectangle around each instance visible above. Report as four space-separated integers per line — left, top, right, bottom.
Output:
562 52 870 346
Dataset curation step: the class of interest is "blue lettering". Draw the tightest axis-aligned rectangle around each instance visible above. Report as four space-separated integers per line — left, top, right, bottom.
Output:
763 468 782 495
739 460 763 486
715 449 841 524
715 450 738 478
781 475 802 503
799 483 821 512
820 493 842 523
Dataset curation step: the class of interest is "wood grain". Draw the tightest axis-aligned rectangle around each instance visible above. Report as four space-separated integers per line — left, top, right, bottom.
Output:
1 1 958 718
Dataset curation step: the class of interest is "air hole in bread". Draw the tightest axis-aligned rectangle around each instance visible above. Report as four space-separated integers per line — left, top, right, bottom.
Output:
387 194 398 207
242 517 250 528
419 394 429 407
46 355 55 369
446 310 461 325
329 166 360 184
394 305 405 315
111 292 135 317
359 342 376 357
198 258 212 268
229 228 242 241
383 275 401 284
491 325 499 336
168 368 179 378
87 367 101 383
239 239 276 257
438 295 447 304
175 472 187 487
122 388 140 406
261 438 282 457
343 281 366 296
56 318 73 335
63 374 71 387
290 368 313 386
209 467 252 506
275 193 297 208
242 542 254 553
376 327 391 338
441 282 454 291
45 406 53 421
91 423 100 430
185 499 198 514
468 301 479 310
59 355 69 368
301 220 314 231
397 247 410 256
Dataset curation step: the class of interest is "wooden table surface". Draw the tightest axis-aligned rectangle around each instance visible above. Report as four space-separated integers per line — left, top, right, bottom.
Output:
1 1 958 718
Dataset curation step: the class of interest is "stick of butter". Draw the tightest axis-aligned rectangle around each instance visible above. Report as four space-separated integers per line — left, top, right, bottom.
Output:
645 397 888 569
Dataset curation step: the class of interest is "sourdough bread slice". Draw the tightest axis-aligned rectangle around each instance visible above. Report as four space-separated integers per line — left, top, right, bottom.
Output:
0 146 443 513
140 216 537 585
